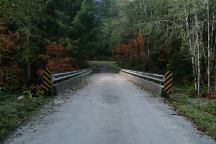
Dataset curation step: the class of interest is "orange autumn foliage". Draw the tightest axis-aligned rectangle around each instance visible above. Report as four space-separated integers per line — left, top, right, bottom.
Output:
136 32 144 47
0 17 21 84
39 44 75 74
115 33 146 63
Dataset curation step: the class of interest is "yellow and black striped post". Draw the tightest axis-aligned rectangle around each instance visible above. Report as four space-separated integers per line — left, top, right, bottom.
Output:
164 71 173 96
37 68 52 96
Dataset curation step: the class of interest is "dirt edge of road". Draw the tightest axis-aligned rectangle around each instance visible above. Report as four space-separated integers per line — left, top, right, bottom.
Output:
121 75 216 140
2 76 90 144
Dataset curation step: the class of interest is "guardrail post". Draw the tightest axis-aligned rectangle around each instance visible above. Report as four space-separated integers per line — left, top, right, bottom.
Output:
163 71 173 97
37 67 52 96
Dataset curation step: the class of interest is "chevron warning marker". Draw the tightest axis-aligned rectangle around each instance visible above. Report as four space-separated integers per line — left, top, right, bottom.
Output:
164 71 173 95
37 68 52 96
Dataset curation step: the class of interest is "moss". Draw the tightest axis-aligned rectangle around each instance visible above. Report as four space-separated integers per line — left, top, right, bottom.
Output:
0 92 50 142
169 95 216 139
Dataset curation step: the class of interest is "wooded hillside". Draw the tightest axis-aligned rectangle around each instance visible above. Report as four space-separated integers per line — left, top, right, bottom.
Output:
105 0 216 97
0 0 115 92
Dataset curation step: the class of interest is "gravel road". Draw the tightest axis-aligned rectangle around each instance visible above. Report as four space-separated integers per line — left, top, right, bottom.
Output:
5 73 216 144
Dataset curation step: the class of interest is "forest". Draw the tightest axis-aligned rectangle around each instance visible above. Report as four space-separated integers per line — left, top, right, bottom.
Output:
113 0 216 97
0 0 115 91
0 0 215 96
0 0 216 141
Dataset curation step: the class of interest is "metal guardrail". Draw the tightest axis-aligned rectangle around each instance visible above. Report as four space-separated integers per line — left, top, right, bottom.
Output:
52 69 92 84
121 69 164 85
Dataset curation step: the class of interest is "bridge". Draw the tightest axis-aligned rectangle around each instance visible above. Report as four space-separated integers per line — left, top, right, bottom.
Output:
5 64 215 144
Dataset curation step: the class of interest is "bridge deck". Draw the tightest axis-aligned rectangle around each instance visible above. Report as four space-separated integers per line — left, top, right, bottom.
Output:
5 73 215 144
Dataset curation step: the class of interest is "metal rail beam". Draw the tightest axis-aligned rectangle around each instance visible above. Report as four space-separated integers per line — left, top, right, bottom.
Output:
120 69 165 96
51 69 92 95
52 69 92 84
121 69 164 85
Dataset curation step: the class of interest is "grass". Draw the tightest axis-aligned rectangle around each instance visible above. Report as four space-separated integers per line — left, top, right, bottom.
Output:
169 95 216 139
0 91 50 142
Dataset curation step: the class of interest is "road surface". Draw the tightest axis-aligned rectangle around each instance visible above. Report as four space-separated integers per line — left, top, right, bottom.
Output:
5 73 216 144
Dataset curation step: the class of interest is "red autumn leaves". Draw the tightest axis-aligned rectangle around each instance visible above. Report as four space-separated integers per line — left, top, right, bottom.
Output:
115 33 146 63
39 44 75 74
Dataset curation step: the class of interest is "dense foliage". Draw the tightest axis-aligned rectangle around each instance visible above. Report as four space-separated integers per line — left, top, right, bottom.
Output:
100 0 216 96
0 0 115 91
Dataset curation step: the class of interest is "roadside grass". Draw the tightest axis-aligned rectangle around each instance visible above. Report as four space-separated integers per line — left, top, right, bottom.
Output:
0 91 50 142
88 61 120 73
169 95 216 138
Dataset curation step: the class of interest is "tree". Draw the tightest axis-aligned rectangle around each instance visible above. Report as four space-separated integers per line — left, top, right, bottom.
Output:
39 44 75 73
110 0 216 96
1 0 45 83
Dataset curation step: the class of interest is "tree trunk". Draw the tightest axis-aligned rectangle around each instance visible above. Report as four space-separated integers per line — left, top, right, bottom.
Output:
185 8 197 92
194 14 200 96
26 25 31 83
207 1 211 94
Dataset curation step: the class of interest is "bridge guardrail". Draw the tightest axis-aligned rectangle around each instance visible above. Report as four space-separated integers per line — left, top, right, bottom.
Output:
37 68 92 96
52 69 92 84
121 69 164 86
